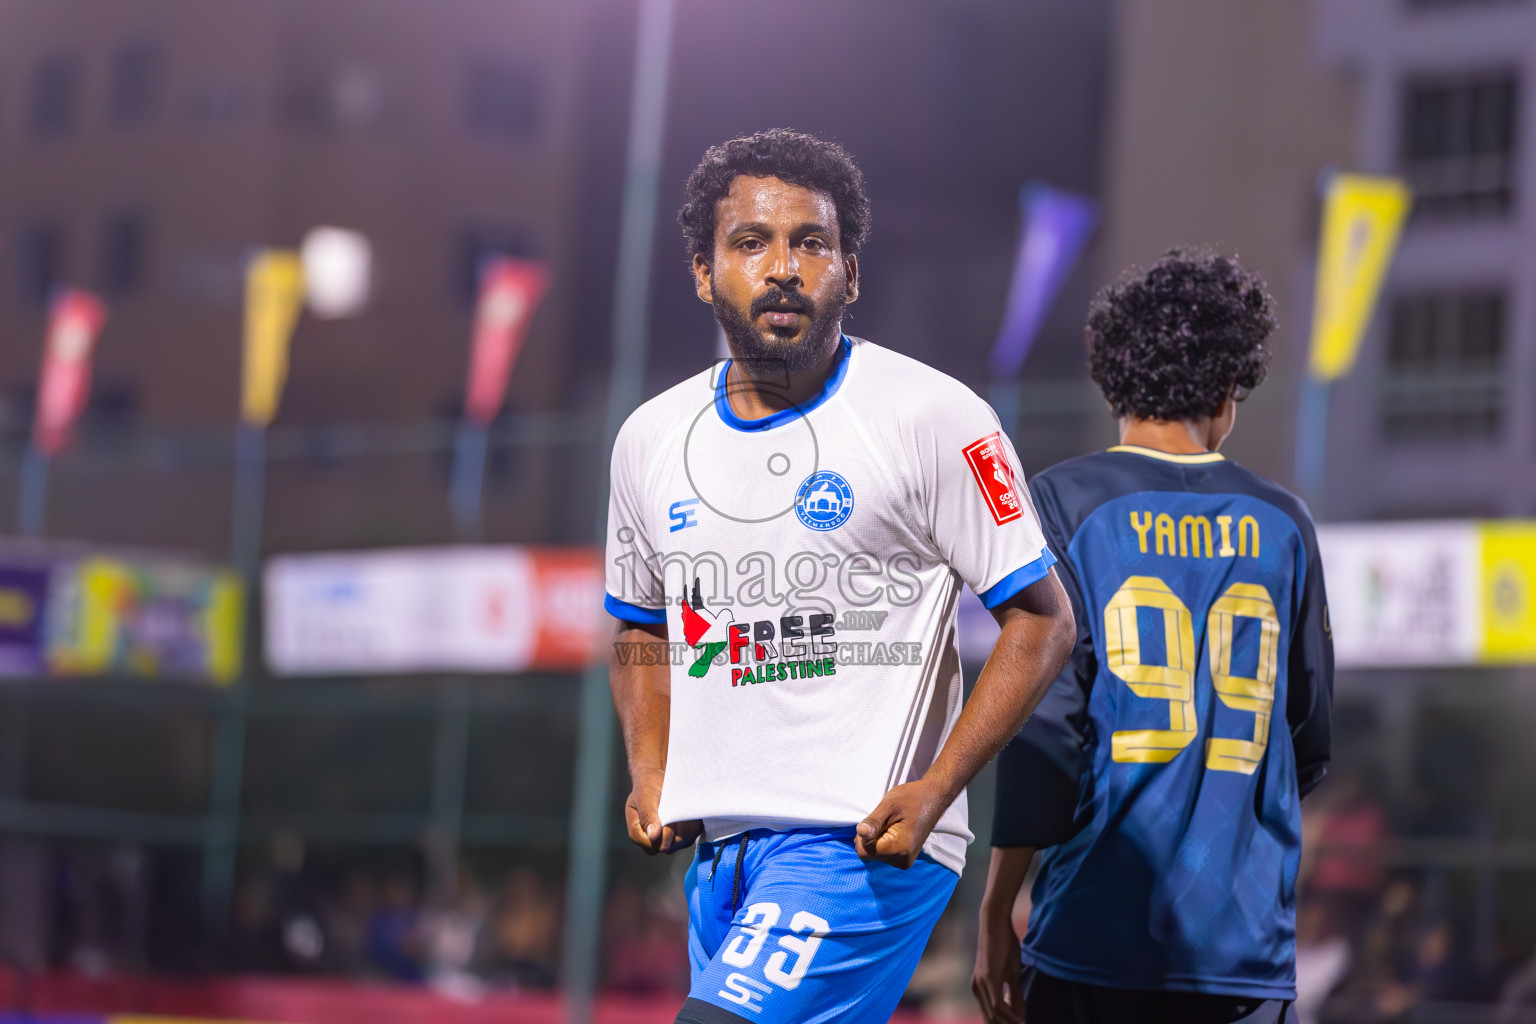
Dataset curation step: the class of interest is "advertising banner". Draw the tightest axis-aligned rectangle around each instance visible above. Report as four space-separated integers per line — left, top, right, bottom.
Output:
1479 522 1536 664
265 546 602 675
1317 521 1481 669
1317 520 1536 668
48 557 244 684
0 564 52 674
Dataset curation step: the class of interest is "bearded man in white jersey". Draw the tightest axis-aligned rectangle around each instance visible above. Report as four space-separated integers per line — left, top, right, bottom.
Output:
603 129 1075 1023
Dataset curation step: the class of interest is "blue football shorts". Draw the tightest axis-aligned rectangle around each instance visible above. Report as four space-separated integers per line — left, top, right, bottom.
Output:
674 825 959 1024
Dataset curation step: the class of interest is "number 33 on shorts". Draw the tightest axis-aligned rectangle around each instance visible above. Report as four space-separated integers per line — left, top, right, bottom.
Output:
715 902 828 1011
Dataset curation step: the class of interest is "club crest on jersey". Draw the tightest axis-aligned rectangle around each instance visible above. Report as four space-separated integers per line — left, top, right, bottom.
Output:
963 432 1023 526
794 470 854 531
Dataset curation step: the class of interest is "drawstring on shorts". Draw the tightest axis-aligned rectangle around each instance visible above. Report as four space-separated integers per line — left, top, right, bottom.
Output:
708 838 726 887
730 833 750 912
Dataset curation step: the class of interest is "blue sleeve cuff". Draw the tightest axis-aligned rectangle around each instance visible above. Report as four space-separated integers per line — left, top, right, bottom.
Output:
978 548 1058 609
605 593 668 625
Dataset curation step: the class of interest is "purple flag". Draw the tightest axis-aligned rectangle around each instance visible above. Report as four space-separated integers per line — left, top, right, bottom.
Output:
989 184 1097 378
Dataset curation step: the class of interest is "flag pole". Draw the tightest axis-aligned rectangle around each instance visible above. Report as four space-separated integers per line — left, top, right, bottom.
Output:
449 421 489 541
15 448 49 537
561 0 675 1018
203 251 304 935
203 420 264 934
1293 375 1330 515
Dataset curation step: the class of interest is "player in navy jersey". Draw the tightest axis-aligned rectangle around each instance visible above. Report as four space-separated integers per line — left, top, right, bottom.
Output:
971 250 1333 1024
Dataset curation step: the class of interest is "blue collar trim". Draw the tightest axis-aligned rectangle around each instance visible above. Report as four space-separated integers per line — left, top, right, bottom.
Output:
714 335 853 433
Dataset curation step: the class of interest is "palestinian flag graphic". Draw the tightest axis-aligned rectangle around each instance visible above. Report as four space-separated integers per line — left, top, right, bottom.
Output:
680 578 731 678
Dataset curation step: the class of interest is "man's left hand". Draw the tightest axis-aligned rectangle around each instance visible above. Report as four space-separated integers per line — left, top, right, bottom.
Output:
855 779 947 869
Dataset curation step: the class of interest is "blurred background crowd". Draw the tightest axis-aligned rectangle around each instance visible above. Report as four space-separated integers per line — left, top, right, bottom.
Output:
0 0 1535 1022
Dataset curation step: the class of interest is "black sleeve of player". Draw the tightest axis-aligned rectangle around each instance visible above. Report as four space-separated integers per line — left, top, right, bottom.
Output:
992 476 1094 848
1287 517 1334 800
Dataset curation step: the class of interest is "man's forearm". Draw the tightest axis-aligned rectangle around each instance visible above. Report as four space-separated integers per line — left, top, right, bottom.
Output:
610 622 672 775
980 846 1036 925
923 573 1074 806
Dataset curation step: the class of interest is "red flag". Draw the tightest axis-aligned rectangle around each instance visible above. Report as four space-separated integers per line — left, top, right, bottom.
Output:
464 258 549 426
33 289 107 456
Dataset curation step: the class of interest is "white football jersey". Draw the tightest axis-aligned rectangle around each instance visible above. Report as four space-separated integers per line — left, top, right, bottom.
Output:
603 336 1054 874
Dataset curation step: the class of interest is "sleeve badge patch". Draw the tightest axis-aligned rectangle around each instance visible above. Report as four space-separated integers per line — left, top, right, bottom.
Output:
963 432 1024 525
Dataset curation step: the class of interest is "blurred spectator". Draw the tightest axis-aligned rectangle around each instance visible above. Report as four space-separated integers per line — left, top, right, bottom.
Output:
55 844 150 977
1304 769 1392 942
1319 878 1487 1022
424 866 488 1000
1497 945 1536 1023
230 868 283 972
1295 900 1351 1024
902 908 973 1017
601 880 687 993
1320 879 1419 1021
366 873 424 981
320 869 376 974
480 867 560 990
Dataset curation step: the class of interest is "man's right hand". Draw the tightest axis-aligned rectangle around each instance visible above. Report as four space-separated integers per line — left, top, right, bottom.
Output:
624 766 702 855
971 909 1026 1024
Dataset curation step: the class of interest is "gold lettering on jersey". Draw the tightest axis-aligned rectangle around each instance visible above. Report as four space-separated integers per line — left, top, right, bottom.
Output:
1178 516 1213 558
1128 510 1258 559
1239 515 1260 557
1217 515 1236 557
1129 511 1154 553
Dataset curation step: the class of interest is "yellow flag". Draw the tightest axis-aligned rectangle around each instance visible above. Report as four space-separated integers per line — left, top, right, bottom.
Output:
242 250 305 427
1308 174 1411 381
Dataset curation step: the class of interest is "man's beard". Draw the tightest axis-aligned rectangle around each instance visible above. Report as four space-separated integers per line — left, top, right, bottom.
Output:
714 284 845 378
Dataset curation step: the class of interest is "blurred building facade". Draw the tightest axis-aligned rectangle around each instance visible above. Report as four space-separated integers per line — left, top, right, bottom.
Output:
1317 0 1536 522
0 0 593 556
1096 0 1358 486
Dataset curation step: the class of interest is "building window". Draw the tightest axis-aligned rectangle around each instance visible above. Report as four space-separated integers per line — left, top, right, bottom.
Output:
28 54 80 140
96 212 148 297
283 66 388 135
182 80 255 129
455 226 536 307
1380 290 1504 443
14 223 66 308
1401 73 1519 218
463 58 541 142
108 42 164 129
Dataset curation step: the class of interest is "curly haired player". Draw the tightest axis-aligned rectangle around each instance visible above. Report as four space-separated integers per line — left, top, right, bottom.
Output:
603 130 1075 1023
972 250 1334 1024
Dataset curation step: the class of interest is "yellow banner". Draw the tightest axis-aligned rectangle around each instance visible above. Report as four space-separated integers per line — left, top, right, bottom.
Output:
1308 174 1411 381
242 250 305 428
1479 522 1536 664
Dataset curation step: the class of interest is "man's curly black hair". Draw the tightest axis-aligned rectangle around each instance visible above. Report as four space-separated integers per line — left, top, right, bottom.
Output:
1087 248 1277 422
678 129 871 264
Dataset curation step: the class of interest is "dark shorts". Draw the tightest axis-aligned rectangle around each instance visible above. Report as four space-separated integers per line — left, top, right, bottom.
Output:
1024 968 1293 1024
